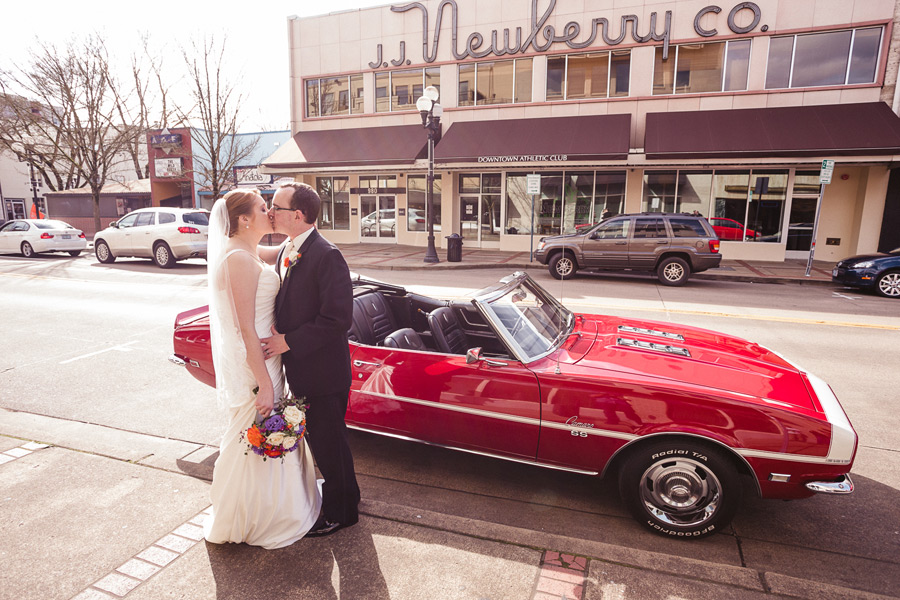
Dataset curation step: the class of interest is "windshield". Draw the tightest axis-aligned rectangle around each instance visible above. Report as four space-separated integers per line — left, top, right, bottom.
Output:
478 274 572 362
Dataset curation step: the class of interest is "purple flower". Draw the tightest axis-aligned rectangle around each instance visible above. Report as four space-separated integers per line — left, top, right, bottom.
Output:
263 415 286 431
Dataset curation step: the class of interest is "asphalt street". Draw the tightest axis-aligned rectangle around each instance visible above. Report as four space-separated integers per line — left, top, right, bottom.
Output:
1 252 898 599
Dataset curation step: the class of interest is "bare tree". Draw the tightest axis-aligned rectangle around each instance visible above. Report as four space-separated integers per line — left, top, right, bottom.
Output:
0 34 140 232
111 34 182 180
179 36 258 202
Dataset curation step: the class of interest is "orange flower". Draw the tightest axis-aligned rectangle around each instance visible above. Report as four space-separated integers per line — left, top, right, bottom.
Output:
264 447 282 458
246 425 265 447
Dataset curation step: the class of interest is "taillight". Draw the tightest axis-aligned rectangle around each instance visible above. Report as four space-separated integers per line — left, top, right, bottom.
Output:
178 226 201 234
709 240 720 253
415 218 425 223
40 233 53 239
78 233 86 238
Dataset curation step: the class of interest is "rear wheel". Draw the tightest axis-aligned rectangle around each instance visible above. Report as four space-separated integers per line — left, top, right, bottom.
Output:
68 250 82 257
95 240 115 264
153 242 175 268
549 253 577 280
21 241 36 258
657 257 690 286
875 271 900 298
618 440 742 538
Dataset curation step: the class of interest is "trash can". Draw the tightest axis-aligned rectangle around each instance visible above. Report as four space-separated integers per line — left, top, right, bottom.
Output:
446 233 463 262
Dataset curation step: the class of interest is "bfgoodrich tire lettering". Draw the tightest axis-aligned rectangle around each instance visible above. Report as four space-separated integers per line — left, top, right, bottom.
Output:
618 440 741 538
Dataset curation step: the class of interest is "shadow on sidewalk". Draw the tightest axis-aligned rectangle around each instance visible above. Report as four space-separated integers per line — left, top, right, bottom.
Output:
206 520 390 599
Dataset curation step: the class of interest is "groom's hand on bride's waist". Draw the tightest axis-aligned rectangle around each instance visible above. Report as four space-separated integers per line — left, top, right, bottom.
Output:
261 325 290 358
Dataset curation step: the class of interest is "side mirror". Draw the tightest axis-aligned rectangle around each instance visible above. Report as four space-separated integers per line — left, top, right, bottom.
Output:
110 221 119 229
465 347 483 364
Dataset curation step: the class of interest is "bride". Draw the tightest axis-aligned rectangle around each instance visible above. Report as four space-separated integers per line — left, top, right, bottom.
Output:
203 188 321 549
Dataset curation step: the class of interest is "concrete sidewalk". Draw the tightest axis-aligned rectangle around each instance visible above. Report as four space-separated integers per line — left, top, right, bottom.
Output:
2 409 891 600
336 242 837 286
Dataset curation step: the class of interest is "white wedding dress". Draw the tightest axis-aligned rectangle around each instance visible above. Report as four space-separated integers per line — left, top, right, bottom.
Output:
204 251 321 549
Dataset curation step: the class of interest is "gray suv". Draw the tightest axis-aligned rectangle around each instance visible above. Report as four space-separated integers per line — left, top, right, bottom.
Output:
533 213 722 286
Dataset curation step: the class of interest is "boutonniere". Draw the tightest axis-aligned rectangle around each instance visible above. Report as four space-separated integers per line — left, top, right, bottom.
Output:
283 247 301 272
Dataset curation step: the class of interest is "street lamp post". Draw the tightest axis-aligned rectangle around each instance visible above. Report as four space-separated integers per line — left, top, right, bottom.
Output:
416 86 442 264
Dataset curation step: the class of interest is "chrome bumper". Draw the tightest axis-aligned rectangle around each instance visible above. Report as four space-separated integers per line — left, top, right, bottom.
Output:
168 354 186 366
805 474 853 494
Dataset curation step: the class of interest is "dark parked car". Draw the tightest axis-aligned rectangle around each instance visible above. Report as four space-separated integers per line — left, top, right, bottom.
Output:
171 272 856 538
533 213 721 285
832 247 900 298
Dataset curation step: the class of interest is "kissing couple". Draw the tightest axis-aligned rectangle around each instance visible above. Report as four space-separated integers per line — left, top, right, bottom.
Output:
202 182 360 548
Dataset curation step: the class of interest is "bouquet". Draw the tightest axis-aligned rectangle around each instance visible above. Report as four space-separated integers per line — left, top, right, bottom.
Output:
241 394 308 461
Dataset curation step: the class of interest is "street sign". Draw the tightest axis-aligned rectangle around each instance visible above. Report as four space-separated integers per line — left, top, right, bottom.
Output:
526 174 541 195
819 159 835 184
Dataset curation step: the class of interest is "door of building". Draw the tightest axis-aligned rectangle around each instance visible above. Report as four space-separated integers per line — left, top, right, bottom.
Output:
459 195 501 247
785 196 819 259
360 195 396 242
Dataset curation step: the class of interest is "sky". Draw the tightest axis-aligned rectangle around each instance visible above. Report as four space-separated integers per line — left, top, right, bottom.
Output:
0 0 388 132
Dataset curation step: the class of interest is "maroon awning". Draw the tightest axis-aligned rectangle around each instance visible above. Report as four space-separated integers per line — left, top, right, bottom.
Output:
263 124 429 169
434 114 631 163
645 102 900 159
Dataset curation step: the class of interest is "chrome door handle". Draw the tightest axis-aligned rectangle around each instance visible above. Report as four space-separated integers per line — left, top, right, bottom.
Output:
484 359 508 367
353 360 382 368
615 241 627 245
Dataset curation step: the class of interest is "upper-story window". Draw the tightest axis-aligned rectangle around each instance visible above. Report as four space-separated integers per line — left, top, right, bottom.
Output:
653 40 750 95
547 50 630 100
458 58 532 106
375 68 440 112
305 75 364 118
765 27 883 89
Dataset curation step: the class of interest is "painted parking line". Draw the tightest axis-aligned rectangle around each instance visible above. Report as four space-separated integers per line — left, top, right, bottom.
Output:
532 550 589 600
70 506 211 599
0 441 50 465
59 341 140 365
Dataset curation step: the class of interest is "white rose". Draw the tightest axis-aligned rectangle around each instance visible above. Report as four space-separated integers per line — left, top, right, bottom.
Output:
282 436 297 450
266 432 285 446
283 406 303 426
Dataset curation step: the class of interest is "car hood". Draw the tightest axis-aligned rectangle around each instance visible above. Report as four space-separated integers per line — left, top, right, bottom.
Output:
838 253 894 265
561 314 817 412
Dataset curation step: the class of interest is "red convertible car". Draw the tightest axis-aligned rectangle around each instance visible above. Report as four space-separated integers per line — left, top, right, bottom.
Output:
171 272 856 538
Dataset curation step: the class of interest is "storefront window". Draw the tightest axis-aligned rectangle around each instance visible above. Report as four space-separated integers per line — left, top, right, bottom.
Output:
482 174 502 242
712 170 786 243
747 171 787 243
547 51 630 100
564 172 594 232
407 175 441 232
594 172 626 219
766 27 882 89
677 171 713 215
654 41 750 95
643 171 677 212
316 176 350 230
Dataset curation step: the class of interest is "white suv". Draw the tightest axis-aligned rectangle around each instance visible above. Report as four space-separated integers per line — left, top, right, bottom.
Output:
94 207 209 268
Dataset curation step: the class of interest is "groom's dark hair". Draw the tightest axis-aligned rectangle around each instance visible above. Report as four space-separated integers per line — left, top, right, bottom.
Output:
280 182 320 224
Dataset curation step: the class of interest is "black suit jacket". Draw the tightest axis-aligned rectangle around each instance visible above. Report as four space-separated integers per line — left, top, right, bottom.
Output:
275 229 353 397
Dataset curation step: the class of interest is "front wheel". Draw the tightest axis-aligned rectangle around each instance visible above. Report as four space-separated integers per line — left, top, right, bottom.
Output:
875 271 900 298
549 253 577 280
153 242 175 268
618 441 742 538
21 241 36 258
95 240 115 264
657 257 690 286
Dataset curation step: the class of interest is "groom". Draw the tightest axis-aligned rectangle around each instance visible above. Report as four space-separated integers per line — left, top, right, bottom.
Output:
261 181 360 536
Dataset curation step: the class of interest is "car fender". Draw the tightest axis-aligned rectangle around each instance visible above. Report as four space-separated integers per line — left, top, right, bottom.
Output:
547 243 584 266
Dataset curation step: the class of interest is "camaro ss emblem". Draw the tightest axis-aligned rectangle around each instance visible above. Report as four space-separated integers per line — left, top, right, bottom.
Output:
567 416 594 438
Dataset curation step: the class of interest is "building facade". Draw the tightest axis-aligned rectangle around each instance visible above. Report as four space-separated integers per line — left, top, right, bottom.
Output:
263 0 900 261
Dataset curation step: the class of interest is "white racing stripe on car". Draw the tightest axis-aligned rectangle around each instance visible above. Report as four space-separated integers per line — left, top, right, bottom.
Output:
804 373 857 465
355 391 845 466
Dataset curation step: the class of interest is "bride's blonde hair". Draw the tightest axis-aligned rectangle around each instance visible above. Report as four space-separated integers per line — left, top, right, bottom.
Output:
221 188 261 237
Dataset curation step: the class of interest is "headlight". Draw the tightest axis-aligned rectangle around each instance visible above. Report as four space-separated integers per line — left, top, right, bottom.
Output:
853 261 875 269
537 241 546 251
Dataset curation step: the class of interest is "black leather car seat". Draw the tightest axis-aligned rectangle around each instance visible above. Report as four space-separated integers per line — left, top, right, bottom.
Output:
348 292 397 345
384 328 427 351
427 307 468 354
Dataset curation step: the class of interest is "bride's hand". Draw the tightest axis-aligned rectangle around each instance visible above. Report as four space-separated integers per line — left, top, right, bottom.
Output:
255 386 275 418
